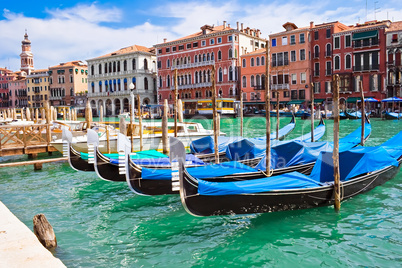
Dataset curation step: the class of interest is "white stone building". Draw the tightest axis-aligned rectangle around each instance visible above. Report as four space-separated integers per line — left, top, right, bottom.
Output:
87 45 157 116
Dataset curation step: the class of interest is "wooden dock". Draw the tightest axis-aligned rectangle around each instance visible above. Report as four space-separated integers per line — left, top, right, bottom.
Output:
0 123 58 157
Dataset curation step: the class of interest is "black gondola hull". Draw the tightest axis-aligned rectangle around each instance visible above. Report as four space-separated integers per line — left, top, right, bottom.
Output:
94 148 126 182
69 145 95 172
181 161 401 216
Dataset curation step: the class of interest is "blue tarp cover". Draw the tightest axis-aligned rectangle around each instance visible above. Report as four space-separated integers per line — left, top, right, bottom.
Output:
197 172 322 196
226 122 325 161
128 154 205 166
142 161 256 180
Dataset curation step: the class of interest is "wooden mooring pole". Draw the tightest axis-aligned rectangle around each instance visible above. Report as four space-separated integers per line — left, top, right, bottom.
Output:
33 214 57 249
162 99 169 154
333 74 341 211
360 80 365 146
138 95 143 151
212 65 219 164
174 69 178 138
265 40 271 174
311 82 315 142
240 90 244 137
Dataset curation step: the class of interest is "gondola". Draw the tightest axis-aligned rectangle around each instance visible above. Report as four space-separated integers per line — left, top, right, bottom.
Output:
175 131 402 216
345 110 370 120
63 127 95 172
126 118 370 196
384 111 402 120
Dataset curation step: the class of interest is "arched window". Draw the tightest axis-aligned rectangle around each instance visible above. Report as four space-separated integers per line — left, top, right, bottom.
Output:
113 62 116 72
229 66 233 81
218 51 222 60
132 59 136 70
218 68 223 82
261 56 265 66
167 75 170 87
242 76 247 88
144 59 148 70
229 49 233 58
251 58 255 67
314 45 319 58
207 53 210 61
159 76 162 88
144 77 148 90
256 57 260 66
109 62 112 73
203 70 207 83
251 75 255 87
256 75 261 86
345 54 352 69
326 43 331 57
203 54 206 61
194 55 198 63
198 55 202 62
211 52 215 61
208 70 211 82
334 55 340 70
99 64 102 74
195 71 198 83
189 74 192 84
242 59 246 68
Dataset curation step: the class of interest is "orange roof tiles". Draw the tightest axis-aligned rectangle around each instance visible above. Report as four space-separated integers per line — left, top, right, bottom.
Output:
49 61 87 68
386 21 402 32
93 45 154 59
243 48 266 56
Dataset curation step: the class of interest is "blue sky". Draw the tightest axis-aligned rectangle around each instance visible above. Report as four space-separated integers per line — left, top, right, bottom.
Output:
1 0 402 71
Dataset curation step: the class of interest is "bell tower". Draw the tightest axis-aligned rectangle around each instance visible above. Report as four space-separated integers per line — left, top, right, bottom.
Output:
20 30 34 75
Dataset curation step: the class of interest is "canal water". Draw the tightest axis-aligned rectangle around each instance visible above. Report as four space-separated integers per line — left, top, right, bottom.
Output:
1 117 402 267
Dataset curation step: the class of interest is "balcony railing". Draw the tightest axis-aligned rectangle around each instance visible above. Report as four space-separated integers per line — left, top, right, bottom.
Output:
88 69 156 79
170 60 215 70
353 64 379 71
325 50 332 57
271 84 289 90
326 69 332 76
254 85 265 90
170 82 212 90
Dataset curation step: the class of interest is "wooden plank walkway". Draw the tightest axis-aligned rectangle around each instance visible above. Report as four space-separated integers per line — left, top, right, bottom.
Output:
0 157 67 168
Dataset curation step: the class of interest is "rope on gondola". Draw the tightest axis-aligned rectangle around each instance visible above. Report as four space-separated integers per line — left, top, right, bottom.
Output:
260 168 274 177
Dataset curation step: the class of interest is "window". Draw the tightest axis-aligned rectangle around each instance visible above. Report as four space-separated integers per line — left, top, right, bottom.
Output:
299 89 305 99
314 31 319 40
261 56 265 65
326 61 332 75
314 62 320 76
326 29 331 38
201 40 206 46
242 59 246 68
218 51 222 60
172 46 176 52
300 33 305 44
218 68 223 82
272 38 277 47
158 49 162 54
272 54 277 67
166 47 170 53
251 58 255 67
186 43 191 49
242 76 247 87
193 42 198 48
314 82 321 93
251 75 255 87
370 74 381 91
300 73 306 84
229 49 233 58
291 90 298 99
256 57 260 66
282 36 288 45
228 35 233 42
314 45 319 58
300 49 306 61
326 43 332 57
290 35 296 45
178 45 184 50
334 37 340 49
291 74 297 84
210 38 215 45
291 51 296 62
345 35 351 47
345 54 351 69
354 76 362 92
334 56 340 70
218 37 222 43
325 81 332 93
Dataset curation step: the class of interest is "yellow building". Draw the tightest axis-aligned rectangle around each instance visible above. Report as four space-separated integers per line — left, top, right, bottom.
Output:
26 69 50 108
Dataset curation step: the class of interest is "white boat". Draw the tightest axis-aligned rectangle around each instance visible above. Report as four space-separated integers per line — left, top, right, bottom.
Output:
51 121 223 153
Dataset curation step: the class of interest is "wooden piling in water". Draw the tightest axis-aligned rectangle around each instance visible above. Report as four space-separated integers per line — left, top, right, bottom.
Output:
162 99 169 154
265 40 271 174
138 95 143 151
333 74 341 211
276 95 280 140
119 117 126 135
174 69 178 138
177 99 184 123
311 82 315 142
33 214 57 249
211 65 219 164
360 80 365 146
240 90 244 137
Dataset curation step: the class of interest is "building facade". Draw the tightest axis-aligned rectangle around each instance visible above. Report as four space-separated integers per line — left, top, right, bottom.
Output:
154 22 266 104
49 61 88 108
0 68 14 108
240 48 266 111
26 69 50 108
386 21 402 99
87 45 157 116
8 74 27 108
270 22 312 110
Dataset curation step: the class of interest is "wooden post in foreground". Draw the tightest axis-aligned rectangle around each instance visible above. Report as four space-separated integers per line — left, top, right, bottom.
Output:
276 93 280 140
240 90 244 137
138 95 143 151
360 80 365 146
177 99 184 123
311 83 315 142
333 74 341 211
119 117 126 135
174 69 178 138
162 99 169 154
212 65 219 164
33 214 57 249
265 40 271 174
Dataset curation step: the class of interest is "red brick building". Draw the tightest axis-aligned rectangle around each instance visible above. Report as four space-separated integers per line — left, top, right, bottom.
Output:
154 22 266 104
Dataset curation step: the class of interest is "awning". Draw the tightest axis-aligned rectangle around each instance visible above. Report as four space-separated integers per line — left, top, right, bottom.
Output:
346 97 360 103
308 98 325 104
352 30 378 41
244 102 265 105
287 100 305 104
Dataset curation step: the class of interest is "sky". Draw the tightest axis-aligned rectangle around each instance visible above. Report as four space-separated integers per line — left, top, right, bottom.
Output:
1 0 402 72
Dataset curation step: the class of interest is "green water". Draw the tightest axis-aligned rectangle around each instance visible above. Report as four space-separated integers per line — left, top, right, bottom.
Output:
1 117 402 267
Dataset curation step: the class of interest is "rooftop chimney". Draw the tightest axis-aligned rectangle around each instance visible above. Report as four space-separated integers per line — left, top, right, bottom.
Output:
223 21 227 29
163 38 167 43
237 22 239 30
241 23 244 32
310 21 314 29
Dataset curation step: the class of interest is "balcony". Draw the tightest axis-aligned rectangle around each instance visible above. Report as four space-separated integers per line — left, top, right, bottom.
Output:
353 64 379 72
353 39 379 48
254 85 265 90
87 91 132 98
271 84 289 90
325 50 332 57
88 69 156 79
170 60 215 70
170 82 212 90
